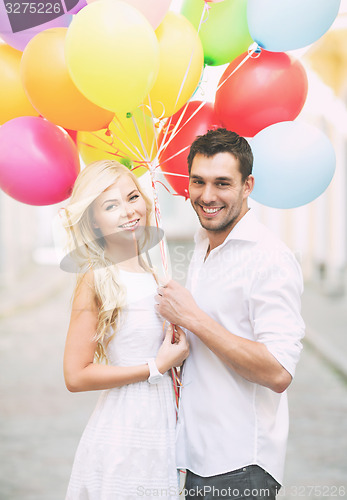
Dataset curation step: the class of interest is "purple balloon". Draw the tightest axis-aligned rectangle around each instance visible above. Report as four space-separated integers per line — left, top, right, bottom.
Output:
0 1 74 52
67 0 87 14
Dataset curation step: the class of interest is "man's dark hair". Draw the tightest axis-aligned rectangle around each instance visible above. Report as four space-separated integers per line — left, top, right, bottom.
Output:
187 128 253 182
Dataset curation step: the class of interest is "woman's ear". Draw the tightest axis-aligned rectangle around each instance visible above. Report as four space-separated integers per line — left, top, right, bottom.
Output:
92 219 99 229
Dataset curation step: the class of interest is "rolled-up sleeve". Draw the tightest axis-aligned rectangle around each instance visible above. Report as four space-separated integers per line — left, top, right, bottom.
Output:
248 248 305 378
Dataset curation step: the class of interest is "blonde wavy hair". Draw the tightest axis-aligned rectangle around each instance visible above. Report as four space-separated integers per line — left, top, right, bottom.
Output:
62 160 154 363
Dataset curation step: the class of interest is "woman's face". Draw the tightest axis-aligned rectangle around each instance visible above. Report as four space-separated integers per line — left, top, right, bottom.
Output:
92 175 147 245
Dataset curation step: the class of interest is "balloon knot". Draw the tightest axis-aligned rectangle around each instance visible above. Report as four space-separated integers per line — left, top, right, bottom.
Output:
248 42 262 58
126 112 132 119
105 128 112 137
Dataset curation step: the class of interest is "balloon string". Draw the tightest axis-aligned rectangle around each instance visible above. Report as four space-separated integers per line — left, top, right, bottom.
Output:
83 127 142 163
171 1 208 115
173 47 196 111
155 170 189 179
78 140 125 158
157 101 190 158
158 100 206 157
110 117 148 162
157 144 191 168
131 114 151 163
140 99 159 159
216 44 259 92
154 179 186 197
199 1 210 31
139 105 153 159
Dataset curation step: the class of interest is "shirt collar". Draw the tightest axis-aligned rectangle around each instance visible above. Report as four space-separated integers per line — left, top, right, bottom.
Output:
194 209 262 247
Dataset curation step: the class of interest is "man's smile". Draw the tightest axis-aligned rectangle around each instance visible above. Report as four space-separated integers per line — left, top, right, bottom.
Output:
199 205 224 217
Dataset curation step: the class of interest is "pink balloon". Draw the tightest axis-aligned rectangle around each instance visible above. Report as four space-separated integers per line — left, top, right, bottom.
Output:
86 0 171 29
0 117 80 206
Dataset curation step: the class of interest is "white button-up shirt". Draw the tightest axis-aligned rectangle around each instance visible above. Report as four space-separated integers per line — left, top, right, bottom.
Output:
176 210 305 484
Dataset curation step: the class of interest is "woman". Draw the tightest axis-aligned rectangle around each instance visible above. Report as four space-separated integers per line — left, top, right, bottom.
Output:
62 160 189 499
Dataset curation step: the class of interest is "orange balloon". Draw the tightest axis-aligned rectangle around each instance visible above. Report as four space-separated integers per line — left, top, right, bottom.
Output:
20 28 114 131
0 44 38 125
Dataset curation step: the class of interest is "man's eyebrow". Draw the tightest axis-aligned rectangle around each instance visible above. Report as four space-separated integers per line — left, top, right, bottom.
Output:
215 177 233 182
190 175 233 182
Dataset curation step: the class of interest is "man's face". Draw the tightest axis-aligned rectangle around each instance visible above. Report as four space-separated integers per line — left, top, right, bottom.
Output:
189 152 253 235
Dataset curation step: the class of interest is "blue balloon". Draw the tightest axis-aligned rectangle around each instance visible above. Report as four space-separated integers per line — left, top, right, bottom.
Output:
250 121 336 209
247 0 341 52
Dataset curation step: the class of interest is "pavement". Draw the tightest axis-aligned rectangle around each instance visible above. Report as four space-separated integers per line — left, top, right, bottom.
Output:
0 243 347 499
301 282 347 382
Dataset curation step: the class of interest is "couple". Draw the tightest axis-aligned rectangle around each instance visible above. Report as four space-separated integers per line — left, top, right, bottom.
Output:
63 128 305 499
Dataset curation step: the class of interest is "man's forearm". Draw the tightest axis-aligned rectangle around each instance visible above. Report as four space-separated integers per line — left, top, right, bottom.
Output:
186 311 292 393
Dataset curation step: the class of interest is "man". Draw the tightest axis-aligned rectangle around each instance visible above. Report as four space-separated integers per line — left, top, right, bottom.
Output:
155 128 305 499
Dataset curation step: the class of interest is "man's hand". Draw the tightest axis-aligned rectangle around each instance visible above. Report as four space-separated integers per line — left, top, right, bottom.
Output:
155 280 200 330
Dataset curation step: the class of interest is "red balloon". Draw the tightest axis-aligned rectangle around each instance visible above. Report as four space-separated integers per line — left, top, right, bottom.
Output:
0 117 80 205
65 128 78 144
214 50 308 137
159 101 222 198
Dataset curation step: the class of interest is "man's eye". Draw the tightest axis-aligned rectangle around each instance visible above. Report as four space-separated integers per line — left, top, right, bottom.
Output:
217 183 229 187
192 180 203 185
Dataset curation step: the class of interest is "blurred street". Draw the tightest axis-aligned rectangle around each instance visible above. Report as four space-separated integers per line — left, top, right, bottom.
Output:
0 241 347 500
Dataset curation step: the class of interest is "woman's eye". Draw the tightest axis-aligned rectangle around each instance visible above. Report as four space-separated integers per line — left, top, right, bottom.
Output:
130 194 139 201
105 204 117 211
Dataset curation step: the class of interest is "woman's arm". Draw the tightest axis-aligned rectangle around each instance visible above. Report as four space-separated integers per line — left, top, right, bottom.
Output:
63 272 189 392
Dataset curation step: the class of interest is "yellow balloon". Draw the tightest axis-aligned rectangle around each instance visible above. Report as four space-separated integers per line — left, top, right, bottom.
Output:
65 0 160 113
0 44 38 125
77 108 157 177
146 12 204 118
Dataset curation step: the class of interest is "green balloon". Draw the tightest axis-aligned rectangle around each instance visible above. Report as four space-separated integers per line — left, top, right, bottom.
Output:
181 0 253 66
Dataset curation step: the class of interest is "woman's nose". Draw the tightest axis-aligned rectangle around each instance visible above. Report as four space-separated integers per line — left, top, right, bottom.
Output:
120 201 135 217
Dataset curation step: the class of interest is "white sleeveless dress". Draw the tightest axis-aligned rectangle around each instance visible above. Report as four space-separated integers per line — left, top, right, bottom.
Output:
65 270 178 500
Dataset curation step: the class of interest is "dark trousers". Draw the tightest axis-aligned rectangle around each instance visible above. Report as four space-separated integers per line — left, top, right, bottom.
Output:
184 465 280 499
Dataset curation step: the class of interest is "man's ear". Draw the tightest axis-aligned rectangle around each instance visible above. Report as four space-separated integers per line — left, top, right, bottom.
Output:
243 175 255 198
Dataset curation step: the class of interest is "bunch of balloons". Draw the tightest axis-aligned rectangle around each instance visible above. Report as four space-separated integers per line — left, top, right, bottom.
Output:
0 0 340 208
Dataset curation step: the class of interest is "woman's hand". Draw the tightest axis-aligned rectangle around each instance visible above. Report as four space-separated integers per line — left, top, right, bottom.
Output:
155 324 189 374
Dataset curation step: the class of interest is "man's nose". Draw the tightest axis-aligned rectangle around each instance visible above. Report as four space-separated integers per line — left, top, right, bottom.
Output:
200 184 217 204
